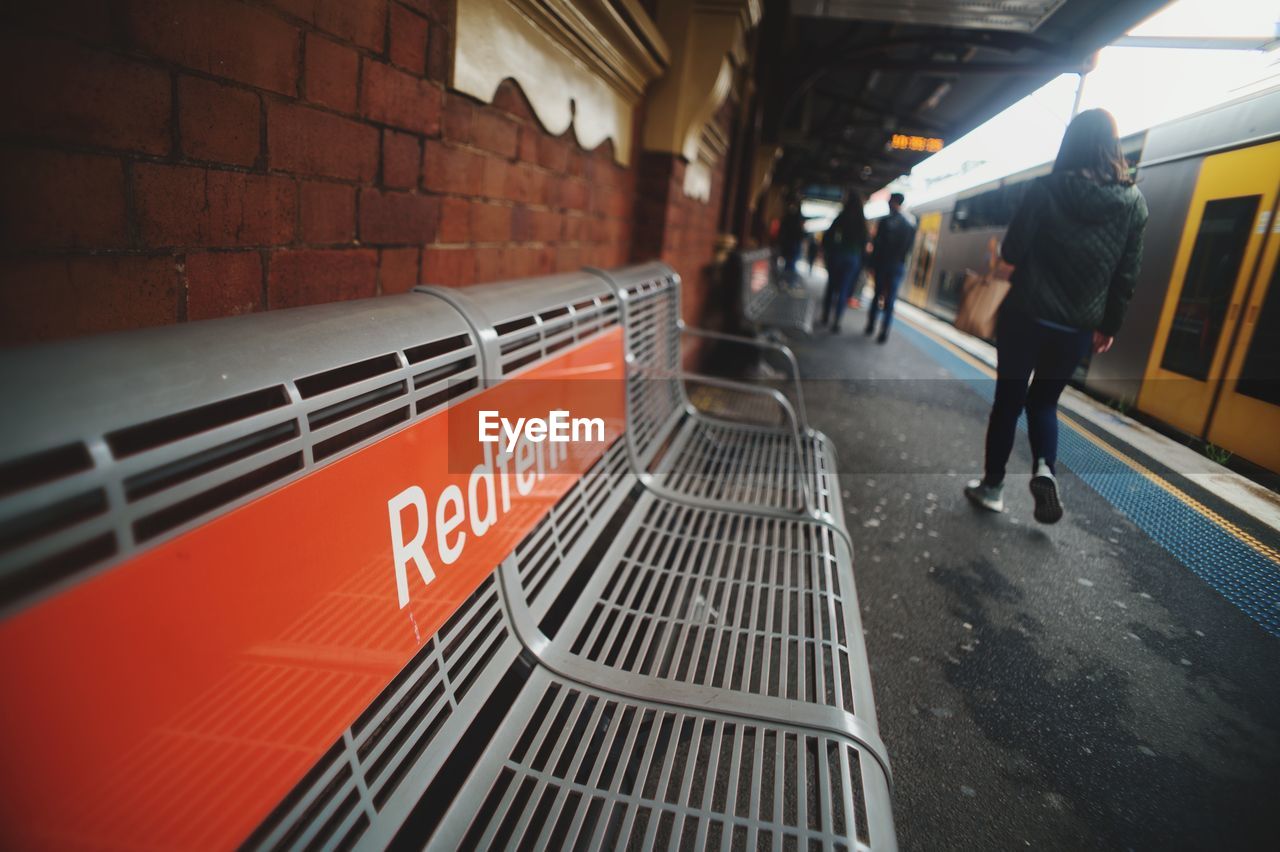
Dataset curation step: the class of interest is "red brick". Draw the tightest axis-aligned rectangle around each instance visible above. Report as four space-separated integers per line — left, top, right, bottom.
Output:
470 201 511 244
562 213 587 242
0 150 126 249
179 77 260 166
271 0 385 52
505 164 544 205
361 59 441 134
390 4 429 74
480 155 506 199
268 248 377 308
471 110 518 159
0 35 170 154
554 246 582 273
437 196 470 243
514 245 544 276
268 101 378 180
425 17 452 82
129 0 298 95
541 178 561 209
397 0 448 22
186 251 263 320
474 246 508 282
359 188 439 244
421 141 483 195
382 130 420 189
442 94 473 143
561 178 588 211
491 80 535 123
510 206 530 243
421 246 475 287
536 135 570 172
564 152 586 181
0 256 178 344
379 246 420 294
300 181 356 243
535 245 556 275
529 209 561 243
134 164 296 247
304 34 358 113
517 126 539 163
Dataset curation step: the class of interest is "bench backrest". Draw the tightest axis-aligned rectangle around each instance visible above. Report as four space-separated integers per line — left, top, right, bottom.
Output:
590 262 689 474
421 271 635 625
0 282 626 849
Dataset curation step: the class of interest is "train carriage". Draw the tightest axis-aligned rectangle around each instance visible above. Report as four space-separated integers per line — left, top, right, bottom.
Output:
903 85 1280 473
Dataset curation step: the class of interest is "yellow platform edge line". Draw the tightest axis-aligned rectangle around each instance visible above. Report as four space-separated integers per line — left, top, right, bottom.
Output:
901 315 1280 565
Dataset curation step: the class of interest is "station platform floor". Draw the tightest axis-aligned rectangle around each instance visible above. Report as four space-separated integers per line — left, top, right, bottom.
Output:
773 269 1280 850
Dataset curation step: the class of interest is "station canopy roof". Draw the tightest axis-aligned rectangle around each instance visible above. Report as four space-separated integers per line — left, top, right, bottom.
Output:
766 0 1171 197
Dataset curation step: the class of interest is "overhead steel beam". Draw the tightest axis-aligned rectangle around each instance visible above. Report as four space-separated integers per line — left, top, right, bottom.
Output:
1111 35 1277 51
823 57 1095 74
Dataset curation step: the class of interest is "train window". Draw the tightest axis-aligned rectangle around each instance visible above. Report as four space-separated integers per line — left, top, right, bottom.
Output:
1159 195 1260 381
913 232 937 291
950 183 1031 231
1235 261 1280 407
936 270 964 310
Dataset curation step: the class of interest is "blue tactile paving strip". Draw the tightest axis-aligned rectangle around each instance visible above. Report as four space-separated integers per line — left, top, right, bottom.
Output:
896 319 1280 638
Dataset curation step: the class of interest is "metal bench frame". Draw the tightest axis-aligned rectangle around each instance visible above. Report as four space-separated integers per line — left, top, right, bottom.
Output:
585 264 848 542
0 264 894 851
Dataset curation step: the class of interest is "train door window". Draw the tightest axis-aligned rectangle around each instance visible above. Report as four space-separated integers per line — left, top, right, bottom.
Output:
1158 195 1260 381
937 270 963 310
913 232 937 291
1234 259 1280 407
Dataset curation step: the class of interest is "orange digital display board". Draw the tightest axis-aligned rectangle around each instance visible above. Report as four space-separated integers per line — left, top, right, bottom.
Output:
0 328 626 849
890 133 944 153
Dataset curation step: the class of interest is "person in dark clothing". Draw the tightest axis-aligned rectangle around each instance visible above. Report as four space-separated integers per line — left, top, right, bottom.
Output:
778 202 807 277
965 108 1148 524
865 192 916 342
821 193 868 332
806 232 821 269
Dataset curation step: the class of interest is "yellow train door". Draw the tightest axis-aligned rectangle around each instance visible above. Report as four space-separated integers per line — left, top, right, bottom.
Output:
1205 208 1280 471
906 212 941 308
1137 140 1280 470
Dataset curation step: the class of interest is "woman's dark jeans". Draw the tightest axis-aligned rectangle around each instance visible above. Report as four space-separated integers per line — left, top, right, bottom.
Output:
983 307 1092 486
821 253 862 329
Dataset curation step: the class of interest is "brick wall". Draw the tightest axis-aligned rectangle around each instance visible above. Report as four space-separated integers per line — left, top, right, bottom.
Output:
634 110 733 334
0 0 693 346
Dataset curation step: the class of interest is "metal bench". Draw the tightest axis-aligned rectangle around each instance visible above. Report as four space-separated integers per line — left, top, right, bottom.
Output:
0 264 893 850
595 262 844 530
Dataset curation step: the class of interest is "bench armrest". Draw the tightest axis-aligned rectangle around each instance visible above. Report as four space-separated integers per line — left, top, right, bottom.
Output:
677 322 810 431
679 370 815 515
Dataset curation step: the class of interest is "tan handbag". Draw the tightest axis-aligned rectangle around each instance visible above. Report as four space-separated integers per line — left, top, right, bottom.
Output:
954 237 1011 340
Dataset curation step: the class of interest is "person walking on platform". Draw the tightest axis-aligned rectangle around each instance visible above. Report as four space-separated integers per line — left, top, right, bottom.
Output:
965 108 1148 524
820 193 867 333
865 192 916 342
778 200 807 278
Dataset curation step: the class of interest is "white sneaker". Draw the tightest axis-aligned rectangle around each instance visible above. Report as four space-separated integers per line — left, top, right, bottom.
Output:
1030 459 1063 524
964 480 1004 513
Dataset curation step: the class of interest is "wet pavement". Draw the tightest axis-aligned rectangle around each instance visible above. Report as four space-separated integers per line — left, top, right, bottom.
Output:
785 292 1280 851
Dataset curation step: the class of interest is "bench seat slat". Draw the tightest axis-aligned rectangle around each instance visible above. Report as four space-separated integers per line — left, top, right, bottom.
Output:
430 669 893 851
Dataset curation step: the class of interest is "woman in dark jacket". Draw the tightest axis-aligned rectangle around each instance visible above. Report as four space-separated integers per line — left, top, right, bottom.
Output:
965 108 1148 523
821 193 868 333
